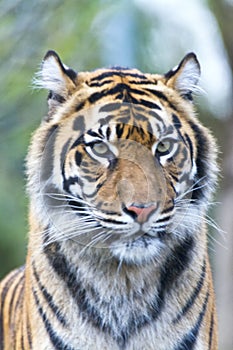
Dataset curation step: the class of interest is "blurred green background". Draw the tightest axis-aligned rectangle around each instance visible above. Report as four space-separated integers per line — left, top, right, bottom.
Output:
0 0 232 348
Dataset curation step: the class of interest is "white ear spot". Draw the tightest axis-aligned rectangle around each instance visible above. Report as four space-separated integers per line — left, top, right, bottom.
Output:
33 51 75 96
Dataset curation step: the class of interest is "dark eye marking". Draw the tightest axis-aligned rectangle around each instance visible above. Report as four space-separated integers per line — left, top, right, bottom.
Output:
75 150 83 166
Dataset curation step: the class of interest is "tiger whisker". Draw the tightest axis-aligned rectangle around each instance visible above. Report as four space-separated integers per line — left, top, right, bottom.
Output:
175 176 208 201
175 209 225 235
42 222 101 246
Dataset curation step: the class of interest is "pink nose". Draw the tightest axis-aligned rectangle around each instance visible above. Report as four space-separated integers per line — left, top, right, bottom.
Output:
126 204 157 223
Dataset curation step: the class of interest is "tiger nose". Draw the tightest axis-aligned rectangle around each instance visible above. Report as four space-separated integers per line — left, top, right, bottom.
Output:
124 204 157 223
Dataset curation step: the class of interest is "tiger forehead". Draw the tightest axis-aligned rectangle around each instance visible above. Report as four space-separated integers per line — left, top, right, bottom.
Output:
78 67 157 85
105 123 156 145
84 103 164 143
71 102 180 148
74 67 159 104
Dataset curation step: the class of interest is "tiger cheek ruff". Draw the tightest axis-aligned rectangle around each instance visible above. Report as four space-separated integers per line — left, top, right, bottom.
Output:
0 51 218 349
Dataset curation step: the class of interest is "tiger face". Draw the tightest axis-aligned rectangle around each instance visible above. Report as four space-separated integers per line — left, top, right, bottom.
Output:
29 51 217 265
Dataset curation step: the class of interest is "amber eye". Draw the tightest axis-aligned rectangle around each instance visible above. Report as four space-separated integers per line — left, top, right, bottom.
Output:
91 142 111 157
156 140 173 156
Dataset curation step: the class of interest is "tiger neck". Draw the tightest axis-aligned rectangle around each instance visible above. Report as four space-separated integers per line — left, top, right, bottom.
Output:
27 228 209 348
30 231 206 302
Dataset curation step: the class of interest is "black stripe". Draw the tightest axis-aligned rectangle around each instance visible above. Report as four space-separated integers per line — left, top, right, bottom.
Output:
9 273 25 326
90 70 148 83
98 217 127 225
146 89 178 111
108 157 118 171
155 216 170 224
32 288 75 350
208 307 215 349
188 121 209 201
95 209 121 216
130 96 162 111
116 124 124 139
132 112 148 123
44 244 135 348
157 236 194 316
172 114 185 143
185 133 194 165
88 91 106 104
115 84 146 97
169 179 178 196
60 138 72 172
120 85 149 96
82 180 106 198
170 173 179 182
26 313 32 348
62 137 84 193
138 99 161 111
48 92 65 104
20 321 25 350
32 262 67 326
40 124 59 183
13 281 24 349
88 83 155 106
148 110 165 132
177 147 188 168
175 290 209 350
99 102 122 113
68 199 90 216
82 174 99 182
70 134 85 150
98 114 118 126
72 115 85 132
172 113 182 128
63 176 80 194
106 126 111 140
161 205 174 215
64 67 77 83
128 79 157 85
75 101 85 112
117 116 130 124
0 267 24 348
45 237 194 349
88 79 113 88
173 260 206 323
75 150 83 166
86 130 102 138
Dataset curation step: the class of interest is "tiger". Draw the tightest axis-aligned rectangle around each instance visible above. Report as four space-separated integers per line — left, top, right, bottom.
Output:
0 50 218 350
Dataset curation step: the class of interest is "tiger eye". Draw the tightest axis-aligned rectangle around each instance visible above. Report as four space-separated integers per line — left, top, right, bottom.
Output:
92 142 110 157
156 140 173 155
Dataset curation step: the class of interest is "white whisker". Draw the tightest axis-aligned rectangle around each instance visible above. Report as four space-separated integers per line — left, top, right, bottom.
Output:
175 175 208 202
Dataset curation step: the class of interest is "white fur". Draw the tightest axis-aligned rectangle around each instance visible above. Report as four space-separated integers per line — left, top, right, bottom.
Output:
33 55 67 94
175 56 201 95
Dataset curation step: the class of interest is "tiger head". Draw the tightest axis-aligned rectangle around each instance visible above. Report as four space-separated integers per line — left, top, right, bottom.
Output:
27 51 218 264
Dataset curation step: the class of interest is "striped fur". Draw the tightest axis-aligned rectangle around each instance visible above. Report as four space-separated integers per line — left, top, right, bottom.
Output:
0 51 218 349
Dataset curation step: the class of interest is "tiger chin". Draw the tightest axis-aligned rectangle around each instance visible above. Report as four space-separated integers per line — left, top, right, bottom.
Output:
0 51 219 349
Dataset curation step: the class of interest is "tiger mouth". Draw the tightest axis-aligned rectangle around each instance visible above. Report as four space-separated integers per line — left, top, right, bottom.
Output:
143 231 166 238
116 229 168 246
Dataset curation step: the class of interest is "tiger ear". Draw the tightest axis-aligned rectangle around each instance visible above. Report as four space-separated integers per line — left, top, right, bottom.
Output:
33 50 77 112
164 53 201 100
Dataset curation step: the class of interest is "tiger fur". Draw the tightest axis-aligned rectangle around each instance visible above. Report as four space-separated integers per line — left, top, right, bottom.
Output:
0 51 218 349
